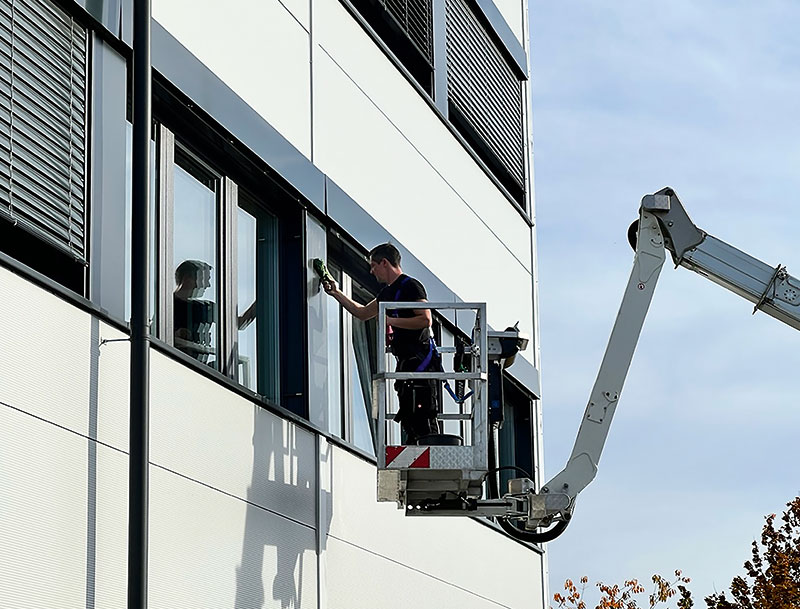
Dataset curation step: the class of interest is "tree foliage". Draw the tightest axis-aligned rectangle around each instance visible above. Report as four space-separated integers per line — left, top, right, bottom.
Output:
552 571 692 609
552 497 800 609
705 497 800 609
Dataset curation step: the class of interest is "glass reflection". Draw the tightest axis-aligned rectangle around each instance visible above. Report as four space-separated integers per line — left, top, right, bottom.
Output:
237 206 257 391
326 265 343 437
351 315 375 455
172 159 218 367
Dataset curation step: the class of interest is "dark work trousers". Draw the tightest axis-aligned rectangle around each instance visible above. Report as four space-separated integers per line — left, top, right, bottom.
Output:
393 354 440 444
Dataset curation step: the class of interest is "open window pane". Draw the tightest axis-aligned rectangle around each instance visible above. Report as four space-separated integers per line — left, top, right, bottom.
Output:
237 195 279 399
237 205 257 390
351 316 375 455
172 150 219 368
326 264 343 438
350 279 377 454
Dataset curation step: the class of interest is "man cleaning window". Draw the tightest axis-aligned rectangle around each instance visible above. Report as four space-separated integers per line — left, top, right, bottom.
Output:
321 243 440 444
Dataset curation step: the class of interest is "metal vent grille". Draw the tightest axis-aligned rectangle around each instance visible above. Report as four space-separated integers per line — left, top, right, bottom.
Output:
0 0 88 261
380 0 433 64
445 0 524 190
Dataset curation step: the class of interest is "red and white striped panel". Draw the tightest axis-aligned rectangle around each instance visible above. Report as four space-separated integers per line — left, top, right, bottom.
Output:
385 446 430 469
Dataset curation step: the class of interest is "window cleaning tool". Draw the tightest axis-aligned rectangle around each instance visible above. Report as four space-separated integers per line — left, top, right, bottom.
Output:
312 258 334 292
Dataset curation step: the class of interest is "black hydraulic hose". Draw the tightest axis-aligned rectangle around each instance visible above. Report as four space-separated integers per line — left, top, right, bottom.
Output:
128 1 151 608
487 429 570 544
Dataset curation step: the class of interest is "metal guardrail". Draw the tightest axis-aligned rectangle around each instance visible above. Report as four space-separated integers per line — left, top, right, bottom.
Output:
374 301 488 470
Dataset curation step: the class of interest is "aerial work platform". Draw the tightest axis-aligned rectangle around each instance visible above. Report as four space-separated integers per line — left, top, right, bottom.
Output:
373 301 529 515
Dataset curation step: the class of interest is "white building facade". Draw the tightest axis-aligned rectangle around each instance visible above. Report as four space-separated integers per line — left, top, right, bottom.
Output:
0 0 546 607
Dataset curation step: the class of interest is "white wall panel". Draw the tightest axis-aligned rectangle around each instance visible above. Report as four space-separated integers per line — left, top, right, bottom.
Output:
149 465 318 609
153 0 312 158
0 267 130 449
314 0 532 273
326 537 508 609
313 55 534 340
150 352 317 526
0 405 128 609
278 0 310 30
327 445 542 608
493 0 525 45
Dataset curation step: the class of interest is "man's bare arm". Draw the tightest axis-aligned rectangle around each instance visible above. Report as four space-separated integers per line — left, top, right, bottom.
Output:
386 301 431 330
323 278 377 321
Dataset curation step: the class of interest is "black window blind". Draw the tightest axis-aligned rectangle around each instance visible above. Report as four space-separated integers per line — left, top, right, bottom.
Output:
380 0 433 64
446 0 525 196
0 0 88 261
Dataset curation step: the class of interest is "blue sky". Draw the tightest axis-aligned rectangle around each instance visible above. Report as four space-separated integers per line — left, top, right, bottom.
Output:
529 0 800 603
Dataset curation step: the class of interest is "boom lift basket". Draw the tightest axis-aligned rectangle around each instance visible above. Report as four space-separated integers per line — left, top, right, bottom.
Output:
374 302 489 511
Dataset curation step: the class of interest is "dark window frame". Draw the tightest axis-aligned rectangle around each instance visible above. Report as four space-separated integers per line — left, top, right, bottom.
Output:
150 83 308 417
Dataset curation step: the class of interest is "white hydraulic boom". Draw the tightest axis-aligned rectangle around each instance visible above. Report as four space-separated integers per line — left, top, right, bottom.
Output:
511 187 800 542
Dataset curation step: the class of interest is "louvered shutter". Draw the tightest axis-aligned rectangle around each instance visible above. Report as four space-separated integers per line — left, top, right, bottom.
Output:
0 2 12 209
380 0 433 64
445 0 525 192
0 0 88 261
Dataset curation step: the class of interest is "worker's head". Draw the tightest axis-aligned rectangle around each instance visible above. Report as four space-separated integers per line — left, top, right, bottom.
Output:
175 259 212 295
369 243 401 284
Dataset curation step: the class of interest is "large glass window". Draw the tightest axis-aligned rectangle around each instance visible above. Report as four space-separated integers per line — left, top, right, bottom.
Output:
172 147 219 368
237 194 279 400
145 101 305 414
325 263 378 455
350 281 377 455
325 264 344 437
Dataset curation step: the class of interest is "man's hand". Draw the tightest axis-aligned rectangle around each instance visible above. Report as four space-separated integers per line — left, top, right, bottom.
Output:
322 278 339 295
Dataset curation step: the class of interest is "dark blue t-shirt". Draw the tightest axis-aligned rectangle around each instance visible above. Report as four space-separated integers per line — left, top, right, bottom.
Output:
376 274 430 358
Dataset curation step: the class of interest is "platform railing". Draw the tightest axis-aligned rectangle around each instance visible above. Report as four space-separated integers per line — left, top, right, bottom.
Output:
374 302 488 470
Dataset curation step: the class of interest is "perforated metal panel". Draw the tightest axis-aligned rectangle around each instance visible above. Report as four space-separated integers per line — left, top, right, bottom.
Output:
445 0 524 191
0 0 88 260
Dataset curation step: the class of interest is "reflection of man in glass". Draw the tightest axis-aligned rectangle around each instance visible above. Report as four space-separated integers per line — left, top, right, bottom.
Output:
173 259 215 364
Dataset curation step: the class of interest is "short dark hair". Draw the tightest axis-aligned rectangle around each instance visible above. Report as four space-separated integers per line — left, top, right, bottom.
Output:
175 259 212 283
369 243 401 267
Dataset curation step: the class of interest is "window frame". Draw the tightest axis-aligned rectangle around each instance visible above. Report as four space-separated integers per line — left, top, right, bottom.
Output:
152 122 288 403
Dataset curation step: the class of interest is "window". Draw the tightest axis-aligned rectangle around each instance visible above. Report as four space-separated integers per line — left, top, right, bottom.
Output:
146 93 306 416
445 0 526 206
172 147 220 368
497 376 536 492
326 261 378 455
349 280 377 455
347 0 434 94
0 0 88 292
325 263 344 437
236 193 279 400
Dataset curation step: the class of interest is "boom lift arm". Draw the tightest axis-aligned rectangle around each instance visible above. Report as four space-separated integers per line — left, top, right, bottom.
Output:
512 187 800 543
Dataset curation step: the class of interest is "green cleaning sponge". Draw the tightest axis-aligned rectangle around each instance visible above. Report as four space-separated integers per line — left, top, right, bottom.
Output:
312 258 333 283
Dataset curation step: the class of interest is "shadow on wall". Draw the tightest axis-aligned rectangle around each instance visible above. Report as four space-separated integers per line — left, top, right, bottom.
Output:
235 406 333 609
